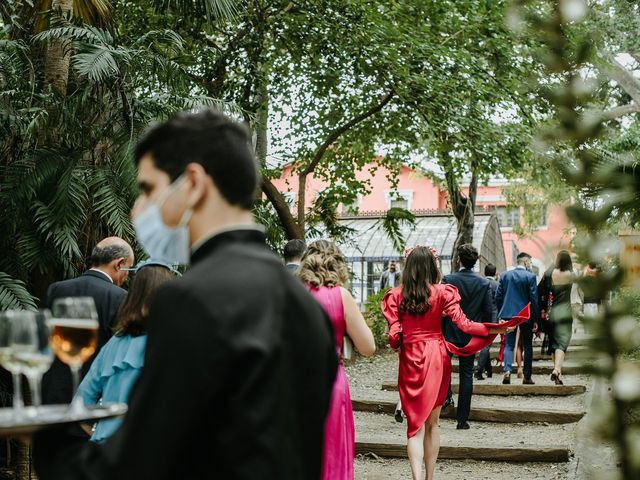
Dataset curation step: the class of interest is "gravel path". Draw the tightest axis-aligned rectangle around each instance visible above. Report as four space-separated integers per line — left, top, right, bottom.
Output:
355 456 570 479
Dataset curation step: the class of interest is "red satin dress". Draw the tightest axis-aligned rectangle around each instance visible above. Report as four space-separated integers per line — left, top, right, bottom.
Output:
382 284 530 438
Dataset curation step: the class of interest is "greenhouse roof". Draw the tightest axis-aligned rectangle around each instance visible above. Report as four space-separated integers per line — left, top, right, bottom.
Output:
333 213 495 261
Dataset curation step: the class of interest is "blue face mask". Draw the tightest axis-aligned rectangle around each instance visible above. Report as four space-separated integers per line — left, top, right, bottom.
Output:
133 176 193 266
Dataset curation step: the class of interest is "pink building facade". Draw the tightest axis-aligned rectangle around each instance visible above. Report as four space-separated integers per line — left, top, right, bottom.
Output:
272 162 572 275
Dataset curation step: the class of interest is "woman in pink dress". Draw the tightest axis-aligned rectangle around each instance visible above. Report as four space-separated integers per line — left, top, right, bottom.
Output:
382 247 517 480
298 240 376 480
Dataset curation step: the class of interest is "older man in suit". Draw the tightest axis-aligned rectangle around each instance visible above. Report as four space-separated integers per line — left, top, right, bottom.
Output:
42 237 133 406
442 244 495 430
495 252 540 385
35 110 337 480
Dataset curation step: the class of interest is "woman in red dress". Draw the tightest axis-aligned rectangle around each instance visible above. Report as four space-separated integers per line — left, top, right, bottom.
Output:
382 247 513 480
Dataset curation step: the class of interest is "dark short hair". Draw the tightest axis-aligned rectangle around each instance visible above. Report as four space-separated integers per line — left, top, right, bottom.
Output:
555 250 573 272
283 239 306 263
458 244 479 269
484 263 497 277
89 244 131 267
516 252 531 261
134 110 259 210
114 266 177 336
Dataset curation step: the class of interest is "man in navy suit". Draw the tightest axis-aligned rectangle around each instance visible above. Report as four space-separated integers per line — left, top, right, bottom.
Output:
442 244 495 430
283 239 306 272
495 252 540 385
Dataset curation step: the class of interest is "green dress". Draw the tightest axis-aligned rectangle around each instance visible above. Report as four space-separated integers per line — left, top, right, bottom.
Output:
549 282 573 352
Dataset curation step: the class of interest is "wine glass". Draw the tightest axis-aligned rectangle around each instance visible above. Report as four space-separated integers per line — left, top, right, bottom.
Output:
10 310 54 412
49 297 99 413
0 311 25 413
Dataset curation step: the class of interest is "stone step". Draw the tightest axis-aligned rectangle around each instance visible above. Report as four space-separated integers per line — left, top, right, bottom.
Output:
354 413 574 463
451 362 587 375
381 382 586 396
484 346 588 361
351 398 585 424
355 440 570 462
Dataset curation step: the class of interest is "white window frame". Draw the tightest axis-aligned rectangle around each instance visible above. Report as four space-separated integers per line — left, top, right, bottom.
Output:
385 190 414 211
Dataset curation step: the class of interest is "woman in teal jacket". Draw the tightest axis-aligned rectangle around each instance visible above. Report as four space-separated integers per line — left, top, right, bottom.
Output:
76 259 180 442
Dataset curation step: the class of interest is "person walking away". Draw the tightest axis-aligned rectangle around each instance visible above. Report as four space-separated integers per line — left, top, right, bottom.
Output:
495 252 540 385
540 251 575 385
379 260 401 291
475 263 499 380
35 110 338 480
298 240 375 480
442 245 495 430
42 238 134 408
75 260 180 442
382 246 515 480
283 239 306 272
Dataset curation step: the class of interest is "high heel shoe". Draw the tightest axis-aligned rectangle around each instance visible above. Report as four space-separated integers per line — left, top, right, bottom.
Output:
517 366 524 379
550 370 564 385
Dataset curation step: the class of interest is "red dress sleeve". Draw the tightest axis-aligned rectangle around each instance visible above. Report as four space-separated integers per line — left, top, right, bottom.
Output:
440 284 490 336
381 287 403 349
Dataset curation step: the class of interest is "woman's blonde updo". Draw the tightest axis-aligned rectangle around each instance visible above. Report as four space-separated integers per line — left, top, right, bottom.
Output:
298 239 349 288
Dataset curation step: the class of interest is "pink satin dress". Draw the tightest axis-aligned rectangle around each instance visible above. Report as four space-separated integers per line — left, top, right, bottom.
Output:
307 285 354 480
381 284 490 438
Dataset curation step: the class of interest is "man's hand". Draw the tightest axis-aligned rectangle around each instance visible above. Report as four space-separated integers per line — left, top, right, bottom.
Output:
489 319 516 335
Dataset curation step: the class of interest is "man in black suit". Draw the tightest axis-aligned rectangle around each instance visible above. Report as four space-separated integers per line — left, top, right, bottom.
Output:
42 237 133 406
442 244 495 430
35 110 338 480
283 239 306 272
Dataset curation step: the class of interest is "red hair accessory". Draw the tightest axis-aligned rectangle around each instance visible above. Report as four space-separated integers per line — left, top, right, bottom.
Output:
403 245 440 261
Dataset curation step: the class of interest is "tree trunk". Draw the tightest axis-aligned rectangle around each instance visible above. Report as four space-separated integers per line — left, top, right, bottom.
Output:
44 0 73 95
262 178 304 239
445 158 478 273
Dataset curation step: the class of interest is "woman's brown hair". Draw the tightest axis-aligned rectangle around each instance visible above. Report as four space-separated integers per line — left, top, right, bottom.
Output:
298 239 349 288
400 246 441 315
114 266 176 336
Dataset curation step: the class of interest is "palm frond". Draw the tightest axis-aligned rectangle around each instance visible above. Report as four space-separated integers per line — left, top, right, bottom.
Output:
153 0 242 23
0 272 38 310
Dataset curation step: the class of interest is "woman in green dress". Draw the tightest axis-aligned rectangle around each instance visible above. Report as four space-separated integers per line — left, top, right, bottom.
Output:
546 251 576 385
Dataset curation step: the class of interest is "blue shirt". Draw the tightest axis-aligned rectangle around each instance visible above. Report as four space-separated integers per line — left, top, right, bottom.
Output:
76 334 147 442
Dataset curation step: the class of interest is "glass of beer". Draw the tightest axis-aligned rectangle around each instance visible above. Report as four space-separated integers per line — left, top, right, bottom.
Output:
49 297 99 413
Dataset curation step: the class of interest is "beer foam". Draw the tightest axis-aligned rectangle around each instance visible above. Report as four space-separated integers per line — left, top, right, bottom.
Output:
47 318 99 329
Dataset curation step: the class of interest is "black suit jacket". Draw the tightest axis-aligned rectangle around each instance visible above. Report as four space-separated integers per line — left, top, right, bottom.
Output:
36 229 338 480
442 269 495 345
42 270 127 405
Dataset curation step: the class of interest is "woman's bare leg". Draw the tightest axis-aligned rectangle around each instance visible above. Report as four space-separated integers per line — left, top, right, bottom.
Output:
424 406 442 480
407 424 426 480
554 349 565 376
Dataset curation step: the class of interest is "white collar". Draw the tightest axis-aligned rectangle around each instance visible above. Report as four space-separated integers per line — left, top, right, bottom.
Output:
89 268 113 283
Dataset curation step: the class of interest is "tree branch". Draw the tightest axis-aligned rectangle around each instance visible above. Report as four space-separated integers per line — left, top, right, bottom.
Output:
600 55 640 105
300 90 394 177
262 178 304 240
602 102 640 121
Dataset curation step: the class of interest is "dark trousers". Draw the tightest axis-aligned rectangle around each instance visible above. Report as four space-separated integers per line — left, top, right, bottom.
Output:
476 345 491 374
504 323 534 379
456 354 475 424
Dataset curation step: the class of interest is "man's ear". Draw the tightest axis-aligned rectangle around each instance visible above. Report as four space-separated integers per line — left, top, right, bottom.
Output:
114 257 126 271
